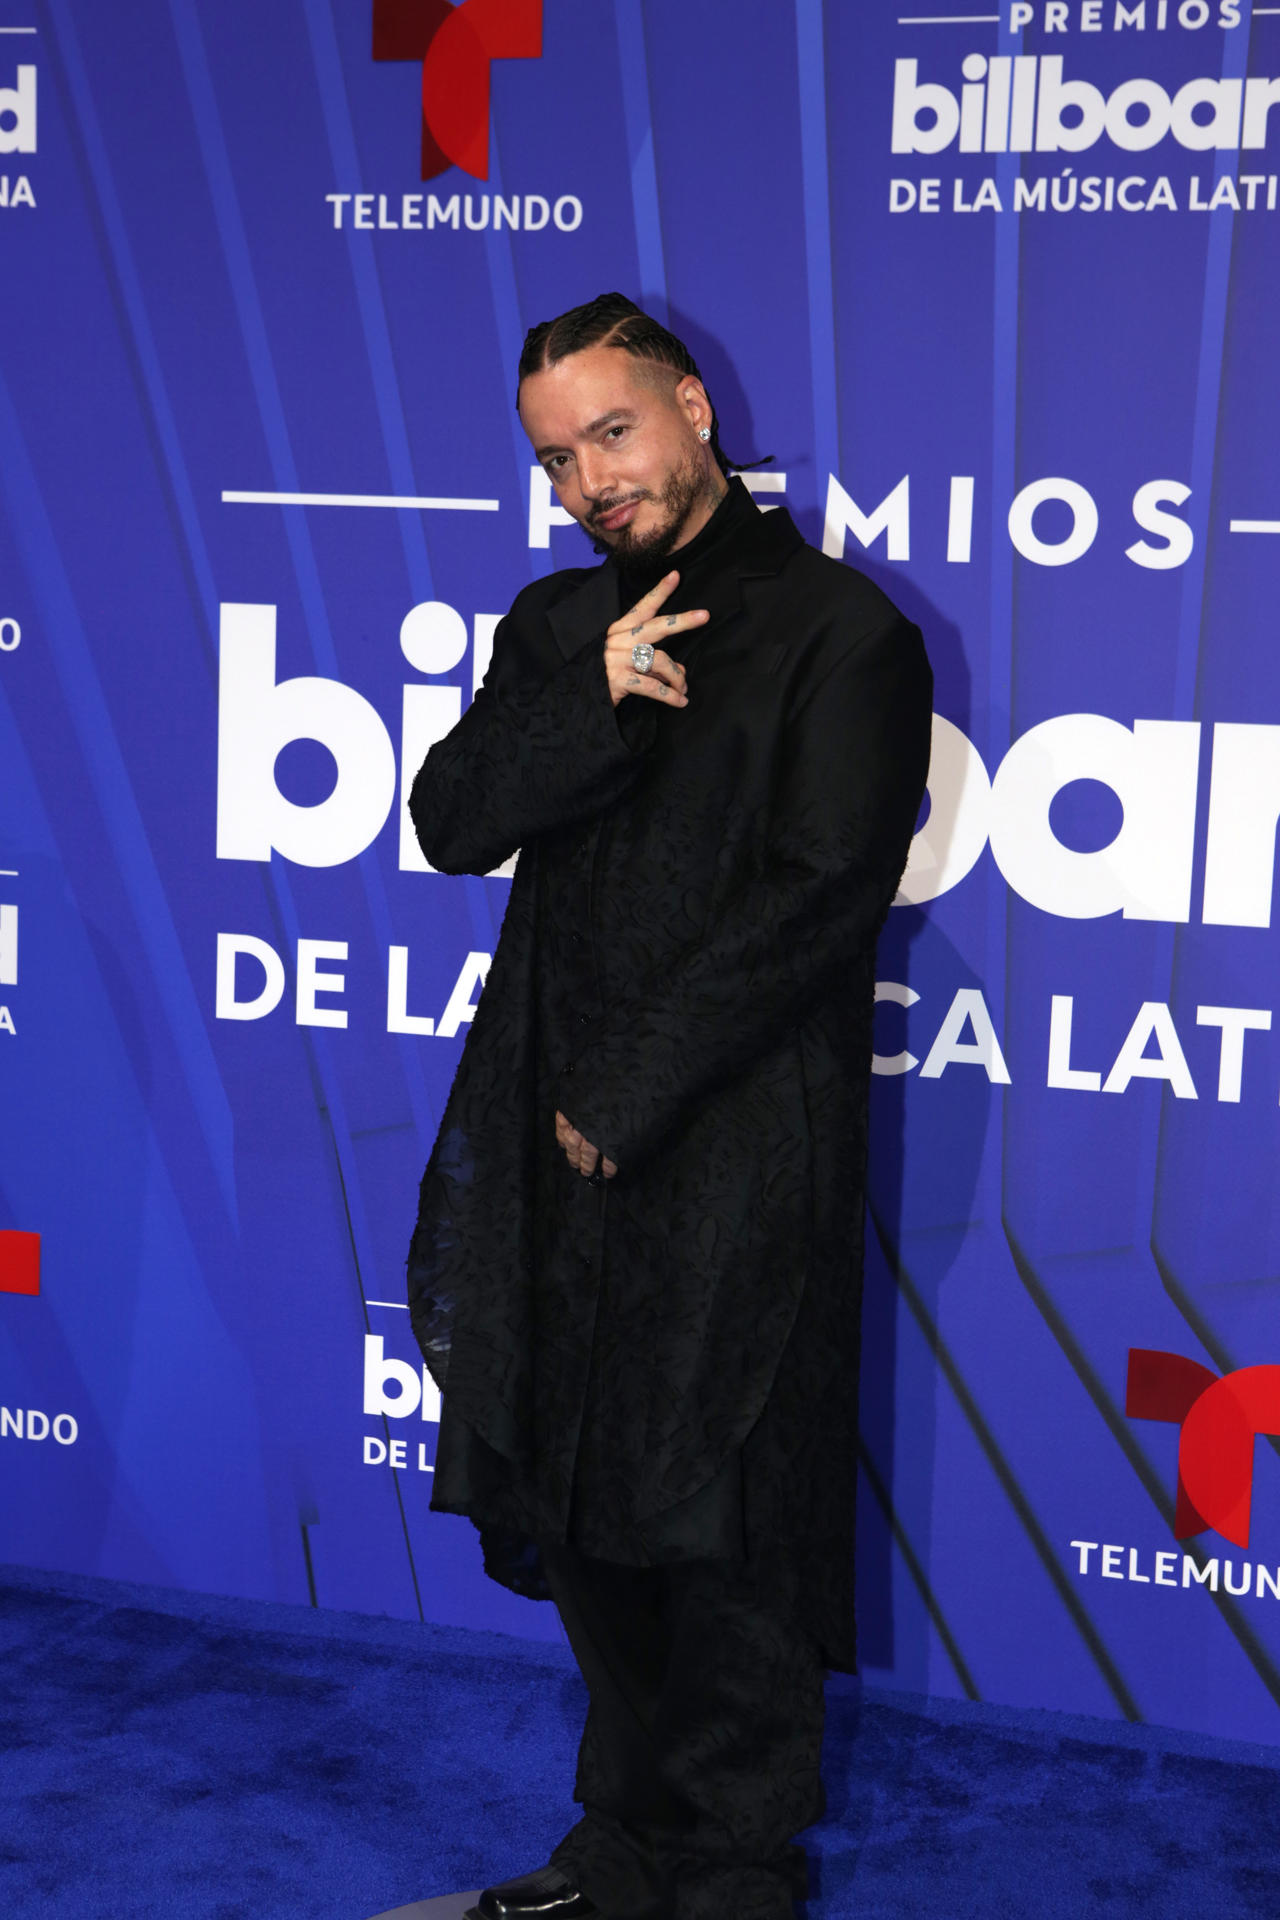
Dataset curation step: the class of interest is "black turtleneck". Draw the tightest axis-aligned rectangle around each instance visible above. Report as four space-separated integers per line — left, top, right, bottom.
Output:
612 474 758 610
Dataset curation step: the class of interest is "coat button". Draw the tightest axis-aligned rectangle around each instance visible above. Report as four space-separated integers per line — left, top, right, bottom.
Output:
578 1013 591 1026
570 932 583 946
562 1062 575 1076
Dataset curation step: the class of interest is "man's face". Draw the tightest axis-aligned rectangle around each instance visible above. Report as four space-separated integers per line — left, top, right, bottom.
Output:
519 344 716 561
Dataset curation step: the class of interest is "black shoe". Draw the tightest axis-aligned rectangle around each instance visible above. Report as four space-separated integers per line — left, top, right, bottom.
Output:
464 1861 599 1919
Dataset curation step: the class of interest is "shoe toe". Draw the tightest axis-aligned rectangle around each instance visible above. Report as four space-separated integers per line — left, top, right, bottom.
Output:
470 1862 598 1917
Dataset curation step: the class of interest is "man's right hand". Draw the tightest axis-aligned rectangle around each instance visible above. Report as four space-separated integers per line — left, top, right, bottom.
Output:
603 570 707 710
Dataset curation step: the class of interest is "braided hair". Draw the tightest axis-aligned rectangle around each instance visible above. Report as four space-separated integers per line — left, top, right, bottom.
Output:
517 293 767 478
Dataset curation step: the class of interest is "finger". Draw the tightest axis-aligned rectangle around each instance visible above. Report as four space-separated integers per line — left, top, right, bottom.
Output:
605 641 692 710
602 1157 618 1180
619 669 689 705
617 608 708 647
655 607 709 639
607 644 687 693
610 622 703 683
578 1140 599 1177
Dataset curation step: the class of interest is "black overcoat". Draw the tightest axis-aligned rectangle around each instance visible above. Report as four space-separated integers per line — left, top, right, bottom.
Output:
406 481 932 1667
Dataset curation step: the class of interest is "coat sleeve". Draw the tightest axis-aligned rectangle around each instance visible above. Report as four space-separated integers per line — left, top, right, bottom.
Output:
409 606 657 877
559 613 933 1169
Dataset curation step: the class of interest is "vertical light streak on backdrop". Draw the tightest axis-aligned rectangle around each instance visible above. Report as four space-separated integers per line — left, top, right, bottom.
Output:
793 0 839 516
796 0 1046 1711
30 1 237 1227
43 0 407 1395
30 0 343 1596
614 0 668 326
818 4 1023 1707
482 121 554 586
166 0 395 1287
0 361 272 1577
1139 6 1280 1712
302 0 448 1150
988 4 1020 1044
981 6 1145 1710
991 2 1021 1239
989 0 1136 1700
303 0 440 609
168 0 431 1613
1154 3 1254 1341
0 362 238 1222
306 0 502 975
0 682 264 1591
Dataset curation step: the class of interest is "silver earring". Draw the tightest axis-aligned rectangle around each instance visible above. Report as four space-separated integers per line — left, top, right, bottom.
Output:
697 427 711 442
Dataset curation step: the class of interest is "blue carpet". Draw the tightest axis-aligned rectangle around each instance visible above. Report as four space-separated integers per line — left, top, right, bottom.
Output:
2 1565 1278 1918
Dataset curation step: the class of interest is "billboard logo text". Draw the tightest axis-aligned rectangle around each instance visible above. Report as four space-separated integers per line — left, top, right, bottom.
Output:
0 67 35 155
893 56 1280 156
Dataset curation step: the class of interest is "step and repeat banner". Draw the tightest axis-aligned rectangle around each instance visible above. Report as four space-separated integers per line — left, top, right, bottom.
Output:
2 0 1279 1746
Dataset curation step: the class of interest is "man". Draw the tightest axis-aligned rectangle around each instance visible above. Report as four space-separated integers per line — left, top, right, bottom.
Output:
407 293 932 1920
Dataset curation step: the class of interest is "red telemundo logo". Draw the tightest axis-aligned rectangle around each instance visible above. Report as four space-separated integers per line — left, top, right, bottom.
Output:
0 1231 40 1296
373 0 542 181
1127 1348 1280 1552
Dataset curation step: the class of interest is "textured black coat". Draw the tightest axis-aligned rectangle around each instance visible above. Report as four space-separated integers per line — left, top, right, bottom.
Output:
407 484 932 1666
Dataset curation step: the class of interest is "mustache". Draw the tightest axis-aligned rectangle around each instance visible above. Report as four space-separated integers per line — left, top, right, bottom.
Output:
587 490 651 526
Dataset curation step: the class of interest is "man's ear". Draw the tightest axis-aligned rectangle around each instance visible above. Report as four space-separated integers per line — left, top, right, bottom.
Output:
676 377 712 438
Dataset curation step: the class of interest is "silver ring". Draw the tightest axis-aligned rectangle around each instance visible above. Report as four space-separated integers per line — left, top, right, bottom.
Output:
631 641 655 674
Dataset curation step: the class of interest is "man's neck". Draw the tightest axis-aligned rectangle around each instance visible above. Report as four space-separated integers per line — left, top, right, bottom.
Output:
667 469 731 557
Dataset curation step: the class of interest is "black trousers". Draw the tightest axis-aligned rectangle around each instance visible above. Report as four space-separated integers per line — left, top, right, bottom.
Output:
540 1543 826 1920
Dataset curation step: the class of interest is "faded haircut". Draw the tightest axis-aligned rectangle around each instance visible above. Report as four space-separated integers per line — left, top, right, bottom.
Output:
518 292 764 477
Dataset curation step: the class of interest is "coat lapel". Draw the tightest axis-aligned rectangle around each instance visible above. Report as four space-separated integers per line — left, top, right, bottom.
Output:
546 566 621 662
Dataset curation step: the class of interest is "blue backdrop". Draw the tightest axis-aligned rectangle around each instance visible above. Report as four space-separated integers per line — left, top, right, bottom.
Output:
3 0 1280 1747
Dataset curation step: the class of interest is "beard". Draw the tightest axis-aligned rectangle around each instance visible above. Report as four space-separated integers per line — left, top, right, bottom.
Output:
588 449 715 561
